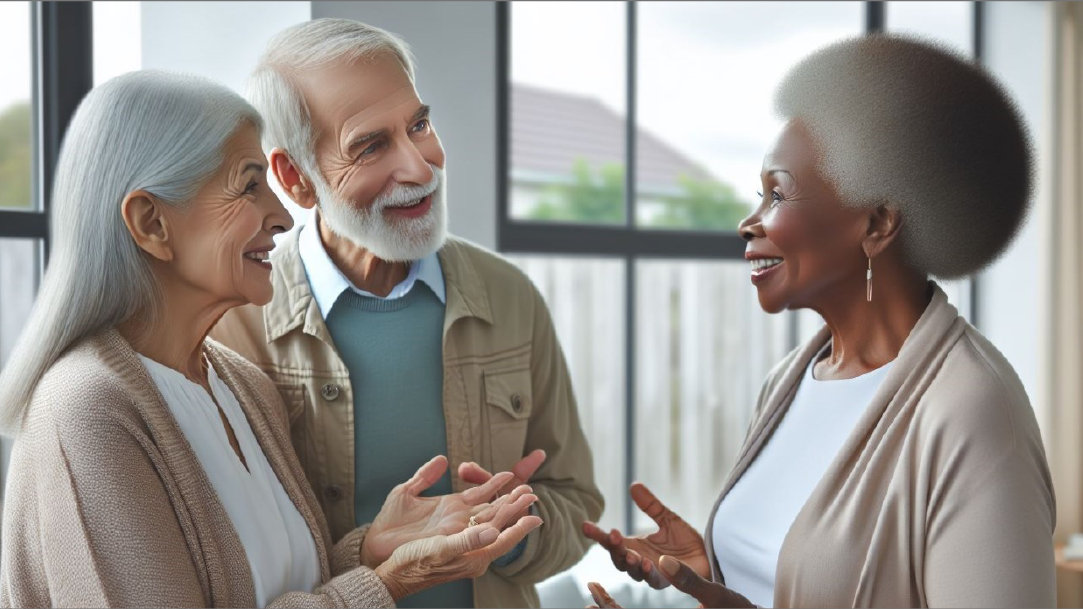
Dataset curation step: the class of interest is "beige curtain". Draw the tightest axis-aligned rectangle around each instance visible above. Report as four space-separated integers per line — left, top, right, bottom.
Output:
1047 2 1083 606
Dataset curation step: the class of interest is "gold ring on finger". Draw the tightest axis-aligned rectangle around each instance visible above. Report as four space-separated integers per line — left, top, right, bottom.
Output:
468 516 479 527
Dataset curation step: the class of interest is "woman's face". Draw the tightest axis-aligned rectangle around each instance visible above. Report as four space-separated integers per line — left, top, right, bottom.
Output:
160 123 293 308
738 120 871 314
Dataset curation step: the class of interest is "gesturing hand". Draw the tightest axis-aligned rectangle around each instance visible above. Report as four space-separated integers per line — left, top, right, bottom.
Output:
654 555 755 608
374 506 543 601
458 448 546 523
361 455 518 569
582 482 709 589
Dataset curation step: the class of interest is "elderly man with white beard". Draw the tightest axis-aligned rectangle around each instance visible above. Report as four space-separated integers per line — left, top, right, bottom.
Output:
211 18 603 609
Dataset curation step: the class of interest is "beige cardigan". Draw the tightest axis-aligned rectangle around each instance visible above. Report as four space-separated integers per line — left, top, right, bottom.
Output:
0 329 395 608
706 284 1056 607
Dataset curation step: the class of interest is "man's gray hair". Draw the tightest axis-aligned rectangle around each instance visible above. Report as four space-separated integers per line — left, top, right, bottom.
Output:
247 18 416 185
775 34 1033 279
0 70 261 434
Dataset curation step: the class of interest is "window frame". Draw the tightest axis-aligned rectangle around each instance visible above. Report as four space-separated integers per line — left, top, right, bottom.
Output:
497 0 981 532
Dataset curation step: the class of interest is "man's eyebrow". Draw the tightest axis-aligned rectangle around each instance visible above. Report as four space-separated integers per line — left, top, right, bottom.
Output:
412 104 431 121
348 128 389 151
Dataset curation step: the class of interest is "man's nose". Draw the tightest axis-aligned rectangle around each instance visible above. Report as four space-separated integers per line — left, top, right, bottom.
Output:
391 138 434 185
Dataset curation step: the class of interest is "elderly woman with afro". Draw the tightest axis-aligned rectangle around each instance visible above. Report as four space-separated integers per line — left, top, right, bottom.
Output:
583 34 1055 608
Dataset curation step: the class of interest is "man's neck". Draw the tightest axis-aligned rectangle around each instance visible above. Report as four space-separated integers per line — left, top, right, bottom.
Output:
317 211 409 298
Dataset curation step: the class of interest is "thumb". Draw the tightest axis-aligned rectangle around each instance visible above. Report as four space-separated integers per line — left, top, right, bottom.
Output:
404 455 449 496
659 556 722 606
445 524 500 558
512 448 546 482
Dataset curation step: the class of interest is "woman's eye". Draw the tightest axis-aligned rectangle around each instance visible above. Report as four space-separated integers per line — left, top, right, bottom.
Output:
756 190 785 208
243 181 258 195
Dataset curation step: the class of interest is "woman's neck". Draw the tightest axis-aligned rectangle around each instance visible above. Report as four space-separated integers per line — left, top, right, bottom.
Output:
813 266 931 380
118 282 234 386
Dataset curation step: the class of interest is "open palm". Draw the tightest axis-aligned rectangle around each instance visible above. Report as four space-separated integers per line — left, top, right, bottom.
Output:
583 482 709 589
361 456 516 568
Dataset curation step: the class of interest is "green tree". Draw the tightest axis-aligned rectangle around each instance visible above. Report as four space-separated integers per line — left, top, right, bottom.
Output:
0 101 32 209
525 157 751 229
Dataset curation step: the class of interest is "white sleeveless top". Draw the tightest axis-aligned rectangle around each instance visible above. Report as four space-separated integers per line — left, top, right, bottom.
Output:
138 354 321 608
712 354 895 607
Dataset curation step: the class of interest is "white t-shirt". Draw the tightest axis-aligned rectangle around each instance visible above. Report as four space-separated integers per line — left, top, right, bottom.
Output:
139 355 321 608
712 353 895 608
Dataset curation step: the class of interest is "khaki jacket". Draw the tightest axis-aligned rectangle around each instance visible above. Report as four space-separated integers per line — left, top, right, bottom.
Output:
212 230 604 608
706 284 1056 607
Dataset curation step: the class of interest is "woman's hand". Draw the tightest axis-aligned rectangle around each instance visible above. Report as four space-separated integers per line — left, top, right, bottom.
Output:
459 448 546 524
582 482 709 589
360 455 518 568
373 504 543 601
585 557 755 609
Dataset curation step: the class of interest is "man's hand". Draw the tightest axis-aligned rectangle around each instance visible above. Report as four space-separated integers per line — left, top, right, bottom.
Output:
458 449 546 523
361 455 518 569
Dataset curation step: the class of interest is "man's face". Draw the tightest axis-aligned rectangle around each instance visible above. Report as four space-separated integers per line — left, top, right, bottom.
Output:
297 53 448 261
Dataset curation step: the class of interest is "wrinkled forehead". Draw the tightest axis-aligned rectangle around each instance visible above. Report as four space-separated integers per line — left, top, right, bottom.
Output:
295 53 421 136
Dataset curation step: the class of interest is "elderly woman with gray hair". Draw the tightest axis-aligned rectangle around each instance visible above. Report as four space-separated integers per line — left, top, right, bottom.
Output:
0 70 541 608
584 34 1055 608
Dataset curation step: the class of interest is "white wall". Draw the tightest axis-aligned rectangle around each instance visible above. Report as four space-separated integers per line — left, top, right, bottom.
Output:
975 1 1052 422
312 1 499 250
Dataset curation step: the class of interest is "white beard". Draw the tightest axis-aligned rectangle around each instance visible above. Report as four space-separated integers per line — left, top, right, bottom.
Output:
315 164 448 262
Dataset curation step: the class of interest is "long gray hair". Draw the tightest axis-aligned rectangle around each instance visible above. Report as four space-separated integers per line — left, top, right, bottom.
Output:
0 70 262 435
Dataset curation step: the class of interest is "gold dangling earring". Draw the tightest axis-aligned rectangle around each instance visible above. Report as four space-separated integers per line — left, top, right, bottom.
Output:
866 256 873 302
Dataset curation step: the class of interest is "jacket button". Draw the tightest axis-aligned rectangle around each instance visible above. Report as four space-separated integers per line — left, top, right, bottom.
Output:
321 383 340 401
323 485 343 501
511 394 523 412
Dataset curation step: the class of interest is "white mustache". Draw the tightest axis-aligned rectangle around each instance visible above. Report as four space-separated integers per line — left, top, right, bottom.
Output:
373 165 441 210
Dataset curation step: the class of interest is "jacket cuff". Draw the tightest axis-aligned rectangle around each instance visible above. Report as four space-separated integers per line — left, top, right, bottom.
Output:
322 565 396 608
330 524 370 576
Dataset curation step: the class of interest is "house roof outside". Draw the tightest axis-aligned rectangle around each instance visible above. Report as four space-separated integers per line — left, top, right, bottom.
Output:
511 82 720 194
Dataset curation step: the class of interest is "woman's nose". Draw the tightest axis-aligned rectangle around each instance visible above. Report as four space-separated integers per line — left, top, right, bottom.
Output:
738 212 763 242
263 191 294 234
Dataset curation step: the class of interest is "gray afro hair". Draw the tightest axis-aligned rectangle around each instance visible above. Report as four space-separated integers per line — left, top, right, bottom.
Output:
775 34 1033 279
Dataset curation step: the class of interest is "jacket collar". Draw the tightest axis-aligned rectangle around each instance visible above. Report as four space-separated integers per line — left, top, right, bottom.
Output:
263 230 492 345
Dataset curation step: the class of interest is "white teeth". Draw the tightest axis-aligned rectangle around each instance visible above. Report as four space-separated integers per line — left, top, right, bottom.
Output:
245 251 269 262
750 258 783 271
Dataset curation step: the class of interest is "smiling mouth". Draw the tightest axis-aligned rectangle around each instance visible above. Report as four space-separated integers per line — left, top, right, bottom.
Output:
243 250 271 267
750 257 783 272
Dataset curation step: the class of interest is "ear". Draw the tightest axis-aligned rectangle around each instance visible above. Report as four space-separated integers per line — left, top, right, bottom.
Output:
861 205 904 259
120 190 173 262
269 148 318 209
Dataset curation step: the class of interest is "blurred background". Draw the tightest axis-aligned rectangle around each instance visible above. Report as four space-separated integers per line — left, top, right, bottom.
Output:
0 1 1080 606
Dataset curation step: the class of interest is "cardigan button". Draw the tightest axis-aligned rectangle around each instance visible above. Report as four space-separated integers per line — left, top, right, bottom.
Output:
323 485 344 501
321 383 340 401
511 394 523 412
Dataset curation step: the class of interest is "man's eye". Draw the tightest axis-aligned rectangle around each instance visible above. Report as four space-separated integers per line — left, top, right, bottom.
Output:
360 141 384 156
411 119 430 133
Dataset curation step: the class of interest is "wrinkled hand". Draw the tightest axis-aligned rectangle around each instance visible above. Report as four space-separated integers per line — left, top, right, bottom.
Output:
655 555 755 607
374 501 544 601
361 455 518 568
582 482 709 589
458 448 546 523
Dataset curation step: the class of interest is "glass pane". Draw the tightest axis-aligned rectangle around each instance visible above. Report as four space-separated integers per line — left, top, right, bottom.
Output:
634 259 791 535
886 1 973 57
93 1 143 87
0 238 41 505
635 1 863 231
510 2 627 225
0 2 33 211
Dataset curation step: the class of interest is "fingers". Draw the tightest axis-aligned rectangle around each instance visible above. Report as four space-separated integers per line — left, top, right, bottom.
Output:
587 582 623 608
460 471 515 504
511 448 546 482
629 482 673 527
487 488 537 530
403 455 449 496
659 555 752 608
477 514 543 559
582 521 610 545
458 461 493 485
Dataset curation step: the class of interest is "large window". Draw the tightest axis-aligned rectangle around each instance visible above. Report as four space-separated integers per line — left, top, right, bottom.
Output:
0 2 91 502
502 2 981 605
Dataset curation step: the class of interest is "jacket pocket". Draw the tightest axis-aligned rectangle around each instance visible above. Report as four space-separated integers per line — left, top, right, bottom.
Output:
483 368 532 472
275 382 309 470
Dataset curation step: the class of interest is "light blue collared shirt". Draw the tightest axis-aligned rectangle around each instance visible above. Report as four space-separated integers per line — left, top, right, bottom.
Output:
297 209 446 320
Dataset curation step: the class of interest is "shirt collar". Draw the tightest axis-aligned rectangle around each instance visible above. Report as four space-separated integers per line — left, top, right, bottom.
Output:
297 209 446 320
